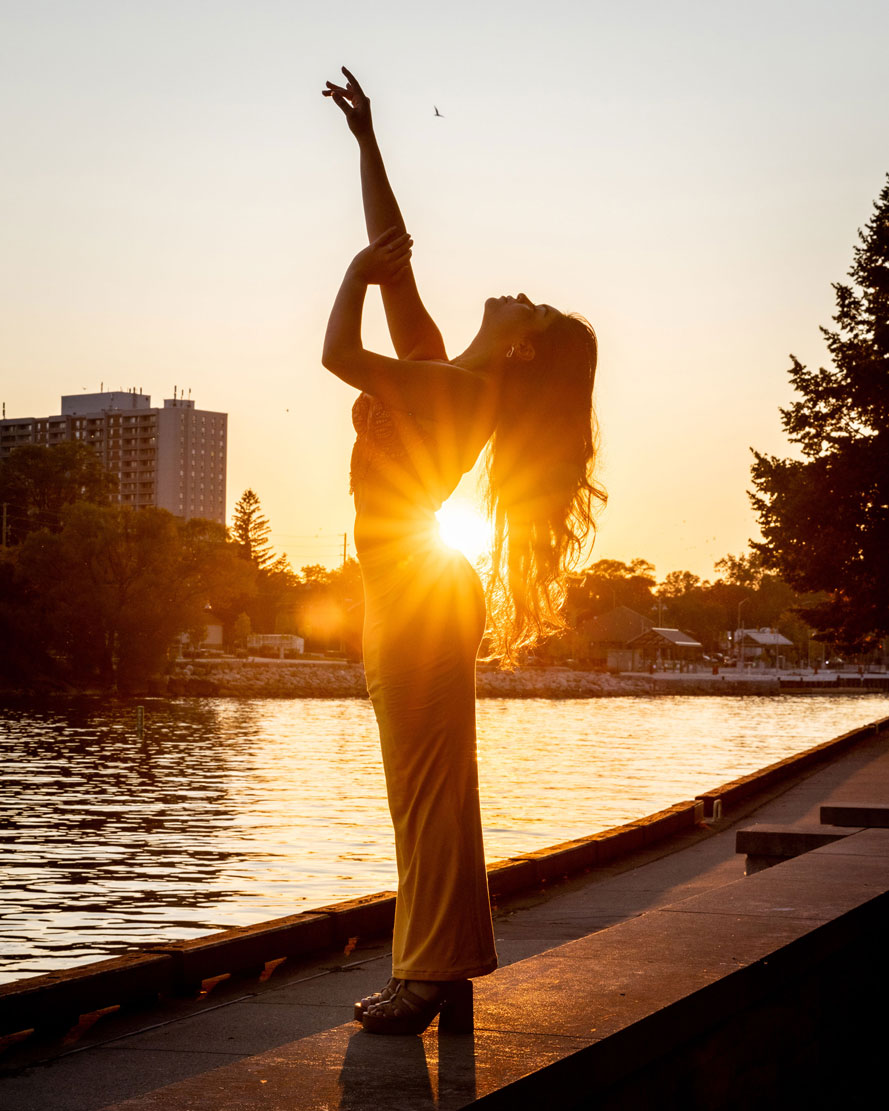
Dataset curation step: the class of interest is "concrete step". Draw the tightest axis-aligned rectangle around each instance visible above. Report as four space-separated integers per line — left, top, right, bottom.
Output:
821 802 889 827
735 822 858 873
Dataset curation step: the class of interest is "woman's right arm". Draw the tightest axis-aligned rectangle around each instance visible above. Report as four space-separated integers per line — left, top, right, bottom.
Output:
323 232 487 423
324 68 446 363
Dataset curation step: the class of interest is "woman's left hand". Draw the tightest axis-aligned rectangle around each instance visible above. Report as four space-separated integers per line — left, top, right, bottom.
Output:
348 227 413 286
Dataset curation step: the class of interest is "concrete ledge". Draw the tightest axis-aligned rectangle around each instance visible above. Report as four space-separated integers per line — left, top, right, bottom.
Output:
696 717 887 817
821 802 889 828
0 953 175 1038
146 913 333 988
736 823 857 857
736 823 859 874
311 893 396 945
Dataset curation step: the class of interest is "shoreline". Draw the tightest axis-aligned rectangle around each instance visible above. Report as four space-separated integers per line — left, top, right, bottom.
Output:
3 659 888 700
163 659 888 699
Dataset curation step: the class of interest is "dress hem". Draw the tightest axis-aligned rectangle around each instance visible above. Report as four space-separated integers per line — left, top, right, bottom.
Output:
392 960 498 982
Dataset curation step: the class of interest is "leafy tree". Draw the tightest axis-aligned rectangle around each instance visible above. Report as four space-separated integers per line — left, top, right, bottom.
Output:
0 441 116 545
232 612 252 651
294 559 364 656
751 176 889 650
16 505 248 689
565 558 658 621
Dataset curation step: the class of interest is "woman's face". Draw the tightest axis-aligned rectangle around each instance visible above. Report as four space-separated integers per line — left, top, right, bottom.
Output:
485 293 560 341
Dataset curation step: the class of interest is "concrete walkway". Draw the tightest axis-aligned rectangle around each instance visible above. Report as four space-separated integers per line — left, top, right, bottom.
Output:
2 727 888 1110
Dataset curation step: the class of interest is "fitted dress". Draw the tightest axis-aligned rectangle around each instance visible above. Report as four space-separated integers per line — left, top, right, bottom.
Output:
350 392 498 981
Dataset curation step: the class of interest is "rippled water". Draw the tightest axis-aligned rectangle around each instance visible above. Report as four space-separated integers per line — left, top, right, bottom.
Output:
3 694 888 981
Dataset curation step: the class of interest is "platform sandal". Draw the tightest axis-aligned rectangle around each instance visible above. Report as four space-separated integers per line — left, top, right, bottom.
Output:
353 977 401 1022
361 978 473 1036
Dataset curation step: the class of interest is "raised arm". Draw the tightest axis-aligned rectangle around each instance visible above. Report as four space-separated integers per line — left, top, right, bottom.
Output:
323 231 487 425
323 68 447 362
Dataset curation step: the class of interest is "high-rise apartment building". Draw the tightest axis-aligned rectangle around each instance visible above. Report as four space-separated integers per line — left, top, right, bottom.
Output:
0 390 227 524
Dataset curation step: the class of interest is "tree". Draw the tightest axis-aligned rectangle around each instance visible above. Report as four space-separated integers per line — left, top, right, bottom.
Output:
293 559 364 655
751 175 889 650
565 558 658 621
226 489 296 635
16 505 249 689
0 441 116 545
231 489 277 570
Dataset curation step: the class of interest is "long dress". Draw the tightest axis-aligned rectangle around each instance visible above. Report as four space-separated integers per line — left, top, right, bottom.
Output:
350 392 498 981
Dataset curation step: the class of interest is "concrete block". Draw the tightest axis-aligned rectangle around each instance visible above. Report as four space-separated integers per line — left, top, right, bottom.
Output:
147 913 333 988
486 857 538 898
0 953 175 1037
821 803 889 828
735 823 857 859
311 892 396 945
591 824 646 863
529 838 598 884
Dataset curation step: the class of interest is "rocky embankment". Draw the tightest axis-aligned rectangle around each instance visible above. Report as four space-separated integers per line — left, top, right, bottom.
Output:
164 660 781 698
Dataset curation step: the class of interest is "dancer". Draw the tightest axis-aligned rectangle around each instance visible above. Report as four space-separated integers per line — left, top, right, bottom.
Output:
322 68 604 1035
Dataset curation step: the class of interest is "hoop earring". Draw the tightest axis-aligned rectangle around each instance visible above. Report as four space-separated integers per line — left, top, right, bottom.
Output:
506 346 515 359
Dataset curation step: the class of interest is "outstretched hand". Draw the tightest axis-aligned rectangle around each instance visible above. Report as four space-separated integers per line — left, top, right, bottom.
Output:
323 66 373 139
348 227 412 286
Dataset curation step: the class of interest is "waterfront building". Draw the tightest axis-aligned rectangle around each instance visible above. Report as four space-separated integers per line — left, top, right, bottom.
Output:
0 390 227 523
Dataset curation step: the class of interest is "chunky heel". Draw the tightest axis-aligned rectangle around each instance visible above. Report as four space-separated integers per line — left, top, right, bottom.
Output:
438 979 473 1034
361 978 474 1035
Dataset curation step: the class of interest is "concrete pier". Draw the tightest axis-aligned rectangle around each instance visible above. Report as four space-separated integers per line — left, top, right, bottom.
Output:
1 717 887 1109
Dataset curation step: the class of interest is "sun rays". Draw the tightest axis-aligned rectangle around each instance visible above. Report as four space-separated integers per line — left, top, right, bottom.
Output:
435 497 493 564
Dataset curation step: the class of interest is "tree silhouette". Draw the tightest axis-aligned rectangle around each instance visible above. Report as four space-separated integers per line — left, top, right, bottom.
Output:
751 175 889 651
0 441 116 545
230 489 276 569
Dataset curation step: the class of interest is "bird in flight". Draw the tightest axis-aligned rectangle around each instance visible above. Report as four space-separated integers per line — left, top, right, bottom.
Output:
434 106 444 118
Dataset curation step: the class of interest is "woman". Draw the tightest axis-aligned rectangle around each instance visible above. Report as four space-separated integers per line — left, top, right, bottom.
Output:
322 68 604 1036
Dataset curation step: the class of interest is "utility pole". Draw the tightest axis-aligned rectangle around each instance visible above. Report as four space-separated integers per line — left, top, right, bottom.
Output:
342 532 347 567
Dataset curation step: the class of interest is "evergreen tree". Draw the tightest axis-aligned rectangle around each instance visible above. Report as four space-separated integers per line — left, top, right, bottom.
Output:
230 489 276 570
227 489 295 635
750 175 889 650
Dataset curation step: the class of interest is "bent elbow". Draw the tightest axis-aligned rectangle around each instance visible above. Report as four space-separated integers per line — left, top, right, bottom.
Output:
321 344 344 375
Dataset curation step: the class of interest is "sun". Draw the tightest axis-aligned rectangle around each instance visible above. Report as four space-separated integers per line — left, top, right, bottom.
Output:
435 498 493 564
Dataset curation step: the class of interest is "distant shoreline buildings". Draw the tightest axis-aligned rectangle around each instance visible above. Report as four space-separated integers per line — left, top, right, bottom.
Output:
0 389 227 524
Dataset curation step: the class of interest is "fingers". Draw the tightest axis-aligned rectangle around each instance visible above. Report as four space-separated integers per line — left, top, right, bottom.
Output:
373 226 408 246
326 91 350 117
341 66 364 96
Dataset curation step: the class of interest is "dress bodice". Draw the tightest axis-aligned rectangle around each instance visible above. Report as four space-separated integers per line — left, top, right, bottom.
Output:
349 392 467 558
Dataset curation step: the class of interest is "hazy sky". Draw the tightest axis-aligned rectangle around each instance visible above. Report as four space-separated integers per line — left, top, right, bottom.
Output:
2 0 887 577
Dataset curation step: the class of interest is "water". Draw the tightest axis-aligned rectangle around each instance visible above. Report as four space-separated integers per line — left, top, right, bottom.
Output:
2 694 888 982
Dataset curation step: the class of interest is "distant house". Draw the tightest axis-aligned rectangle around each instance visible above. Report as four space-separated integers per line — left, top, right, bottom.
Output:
573 605 653 670
734 628 794 666
248 634 305 658
628 626 704 667
176 612 224 656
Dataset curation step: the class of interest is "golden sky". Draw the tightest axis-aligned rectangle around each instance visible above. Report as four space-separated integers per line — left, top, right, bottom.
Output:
2 0 887 577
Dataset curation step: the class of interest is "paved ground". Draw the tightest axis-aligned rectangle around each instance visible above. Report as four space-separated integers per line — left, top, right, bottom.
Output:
2 726 887 1110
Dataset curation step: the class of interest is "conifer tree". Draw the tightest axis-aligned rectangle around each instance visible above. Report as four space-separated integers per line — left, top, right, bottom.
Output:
751 175 889 650
230 489 276 570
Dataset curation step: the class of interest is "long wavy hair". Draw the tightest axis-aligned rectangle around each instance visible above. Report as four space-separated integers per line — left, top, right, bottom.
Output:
483 313 605 664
